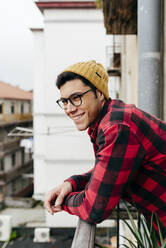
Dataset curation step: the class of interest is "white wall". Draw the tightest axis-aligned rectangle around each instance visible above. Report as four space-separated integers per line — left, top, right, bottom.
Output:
2 100 31 115
44 8 107 113
120 35 138 105
32 7 108 226
3 148 31 173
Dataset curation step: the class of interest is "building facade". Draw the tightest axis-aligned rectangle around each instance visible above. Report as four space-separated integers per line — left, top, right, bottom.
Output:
0 81 33 206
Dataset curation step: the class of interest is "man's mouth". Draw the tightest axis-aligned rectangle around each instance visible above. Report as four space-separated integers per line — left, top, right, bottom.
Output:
71 113 85 121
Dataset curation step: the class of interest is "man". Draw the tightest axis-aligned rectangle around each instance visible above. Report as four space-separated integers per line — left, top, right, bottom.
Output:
44 60 166 238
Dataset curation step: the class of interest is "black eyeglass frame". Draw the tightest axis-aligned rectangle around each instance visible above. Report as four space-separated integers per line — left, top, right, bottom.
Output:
56 89 93 109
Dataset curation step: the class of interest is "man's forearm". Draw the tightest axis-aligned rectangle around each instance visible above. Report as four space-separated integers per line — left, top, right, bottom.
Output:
65 169 93 191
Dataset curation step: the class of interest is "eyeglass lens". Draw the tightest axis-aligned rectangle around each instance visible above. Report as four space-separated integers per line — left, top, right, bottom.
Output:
59 94 81 109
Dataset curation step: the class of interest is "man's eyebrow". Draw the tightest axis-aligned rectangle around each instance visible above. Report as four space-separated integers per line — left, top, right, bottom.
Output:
59 97 68 100
60 92 82 100
70 92 83 95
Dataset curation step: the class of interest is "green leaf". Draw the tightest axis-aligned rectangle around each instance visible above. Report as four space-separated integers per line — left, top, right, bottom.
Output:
9 230 18 241
161 238 166 248
155 213 164 244
121 200 164 248
122 219 145 248
120 235 137 248
1 240 10 248
95 243 109 248
121 244 134 248
138 215 153 248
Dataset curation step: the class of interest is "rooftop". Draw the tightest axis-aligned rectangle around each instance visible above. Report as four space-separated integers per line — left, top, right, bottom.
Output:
0 81 33 101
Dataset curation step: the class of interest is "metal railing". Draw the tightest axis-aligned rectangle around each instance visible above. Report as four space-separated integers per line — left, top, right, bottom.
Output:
71 201 140 248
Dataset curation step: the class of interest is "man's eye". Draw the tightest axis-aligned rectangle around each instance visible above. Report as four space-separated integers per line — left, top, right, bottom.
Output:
61 99 68 105
71 95 80 101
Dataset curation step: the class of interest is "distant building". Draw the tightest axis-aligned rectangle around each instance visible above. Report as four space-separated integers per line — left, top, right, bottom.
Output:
0 81 33 205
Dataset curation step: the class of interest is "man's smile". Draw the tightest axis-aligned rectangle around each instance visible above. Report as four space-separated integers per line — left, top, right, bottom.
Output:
70 113 85 121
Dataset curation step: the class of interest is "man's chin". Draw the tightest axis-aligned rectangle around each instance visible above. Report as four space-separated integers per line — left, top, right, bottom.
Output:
75 123 87 131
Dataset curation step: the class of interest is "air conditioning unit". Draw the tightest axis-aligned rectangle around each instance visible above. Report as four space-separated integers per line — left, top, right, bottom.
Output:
33 228 50 243
0 215 12 241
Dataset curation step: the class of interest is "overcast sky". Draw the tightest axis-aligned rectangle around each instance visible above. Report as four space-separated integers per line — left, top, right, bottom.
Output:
0 0 43 90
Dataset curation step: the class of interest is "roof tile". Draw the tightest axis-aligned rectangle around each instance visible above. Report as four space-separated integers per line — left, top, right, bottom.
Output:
0 81 33 100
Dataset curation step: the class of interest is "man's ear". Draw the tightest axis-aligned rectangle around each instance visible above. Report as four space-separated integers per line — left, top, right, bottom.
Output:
96 90 105 101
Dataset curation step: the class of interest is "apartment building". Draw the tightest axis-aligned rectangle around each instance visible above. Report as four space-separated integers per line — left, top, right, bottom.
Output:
0 81 33 206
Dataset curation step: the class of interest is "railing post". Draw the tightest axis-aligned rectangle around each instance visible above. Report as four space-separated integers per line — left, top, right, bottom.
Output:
117 202 120 247
71 219 96 248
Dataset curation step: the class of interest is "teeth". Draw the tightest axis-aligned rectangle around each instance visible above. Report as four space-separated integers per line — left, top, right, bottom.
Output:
73 114 84 120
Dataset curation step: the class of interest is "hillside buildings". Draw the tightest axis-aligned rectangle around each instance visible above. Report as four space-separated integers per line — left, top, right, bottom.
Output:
0 81 33 206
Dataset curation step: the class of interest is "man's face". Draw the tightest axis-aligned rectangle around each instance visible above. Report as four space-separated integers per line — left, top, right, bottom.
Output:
59 79 105 131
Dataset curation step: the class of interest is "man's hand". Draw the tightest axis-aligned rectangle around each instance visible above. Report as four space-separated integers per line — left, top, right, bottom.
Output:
44 181 72 215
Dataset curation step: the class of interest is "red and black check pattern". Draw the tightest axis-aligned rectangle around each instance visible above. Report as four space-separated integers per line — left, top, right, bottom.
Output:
63 99 166 236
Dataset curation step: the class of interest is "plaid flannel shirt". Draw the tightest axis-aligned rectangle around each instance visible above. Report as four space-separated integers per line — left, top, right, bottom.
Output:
63 99 166 235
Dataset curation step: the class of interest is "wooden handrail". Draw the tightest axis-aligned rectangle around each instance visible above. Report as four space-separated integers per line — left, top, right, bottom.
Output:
71 219 96 248
71 202 138 248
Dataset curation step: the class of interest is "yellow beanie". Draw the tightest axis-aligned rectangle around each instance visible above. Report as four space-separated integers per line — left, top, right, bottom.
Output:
63 60 109 99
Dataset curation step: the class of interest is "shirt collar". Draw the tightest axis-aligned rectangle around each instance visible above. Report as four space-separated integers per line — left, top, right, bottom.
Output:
88 99 111 143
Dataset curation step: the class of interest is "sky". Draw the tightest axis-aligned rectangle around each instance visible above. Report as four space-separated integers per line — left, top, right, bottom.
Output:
0 0 43 91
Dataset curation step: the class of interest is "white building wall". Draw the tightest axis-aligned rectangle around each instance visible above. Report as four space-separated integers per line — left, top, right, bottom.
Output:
4 156 11 172
4 150 24 173
23 101 31 113
2 100 31 115
15 150 20 168
120 35 138 105
24 152 30 164
32 8 108 226
4 100 11 114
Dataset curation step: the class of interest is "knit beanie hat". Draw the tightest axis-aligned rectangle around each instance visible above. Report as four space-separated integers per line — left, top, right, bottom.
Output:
63 60 109 99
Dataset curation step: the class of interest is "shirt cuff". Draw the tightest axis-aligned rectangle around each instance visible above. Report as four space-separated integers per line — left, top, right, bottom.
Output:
64 178 77 192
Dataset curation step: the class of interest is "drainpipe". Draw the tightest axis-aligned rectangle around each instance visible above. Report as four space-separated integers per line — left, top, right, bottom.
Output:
138 0 162 118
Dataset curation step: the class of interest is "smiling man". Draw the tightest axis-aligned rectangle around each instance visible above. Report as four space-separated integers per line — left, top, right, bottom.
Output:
44 60 166 240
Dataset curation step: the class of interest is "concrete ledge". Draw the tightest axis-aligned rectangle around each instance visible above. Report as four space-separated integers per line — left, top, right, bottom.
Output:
4 197 36 208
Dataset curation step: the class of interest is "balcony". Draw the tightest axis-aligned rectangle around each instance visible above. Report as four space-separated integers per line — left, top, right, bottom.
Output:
0 138 20 153
106 44 121 77
0 160 33 183
0 113 32 127
71 202 139 248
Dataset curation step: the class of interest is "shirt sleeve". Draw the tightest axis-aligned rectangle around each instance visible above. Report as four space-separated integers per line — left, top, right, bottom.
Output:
62 124 145 224
64 169 93 192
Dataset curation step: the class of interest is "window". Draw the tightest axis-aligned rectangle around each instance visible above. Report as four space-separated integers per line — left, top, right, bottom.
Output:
11 104 15 114
29 152 32 160
21 149 24 165
29 103 31 113
0 104 3 114
21 103 24 114
11 153 16 166
0 159 4 171
0 185 3 193
12 180 17 193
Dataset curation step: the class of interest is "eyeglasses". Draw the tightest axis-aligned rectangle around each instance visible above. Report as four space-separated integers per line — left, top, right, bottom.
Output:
56 89 93 109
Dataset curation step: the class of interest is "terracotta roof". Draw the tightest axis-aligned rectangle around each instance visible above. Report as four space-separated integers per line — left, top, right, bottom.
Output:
36 1 96 11
0 81 33 101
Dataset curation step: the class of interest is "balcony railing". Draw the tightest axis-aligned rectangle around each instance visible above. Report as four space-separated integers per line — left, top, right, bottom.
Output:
0 139 20 152
71 202 140 248
106 44 121 77
0 160 33 183
0 113 32 124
